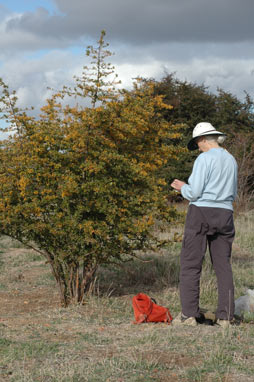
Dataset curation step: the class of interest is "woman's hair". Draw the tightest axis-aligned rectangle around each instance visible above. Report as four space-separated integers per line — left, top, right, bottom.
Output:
204 134 226 144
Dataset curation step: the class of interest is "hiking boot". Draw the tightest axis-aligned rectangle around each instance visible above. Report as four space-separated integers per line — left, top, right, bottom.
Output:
200 308 216 323
173 313 197 327
216 319 231 328
173 312 214 326
196 313 214 326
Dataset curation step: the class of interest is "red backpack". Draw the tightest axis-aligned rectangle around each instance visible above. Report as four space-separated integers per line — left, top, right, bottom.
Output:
132 293 173 324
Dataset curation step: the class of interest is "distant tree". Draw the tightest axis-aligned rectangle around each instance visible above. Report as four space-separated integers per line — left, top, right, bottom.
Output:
152 74 217 182
153 74 216 130
154 73 254 136
213 88 254 136
0 32 183 306
153 73 254 193
226 132 254 210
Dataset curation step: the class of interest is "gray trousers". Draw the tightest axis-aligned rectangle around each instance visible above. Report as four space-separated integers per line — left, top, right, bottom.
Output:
180 204 235 320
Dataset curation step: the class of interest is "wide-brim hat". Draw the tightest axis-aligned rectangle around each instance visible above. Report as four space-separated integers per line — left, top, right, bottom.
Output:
187 122 226 151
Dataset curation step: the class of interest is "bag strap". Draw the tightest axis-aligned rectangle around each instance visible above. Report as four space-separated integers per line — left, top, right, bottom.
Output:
164 310 173 323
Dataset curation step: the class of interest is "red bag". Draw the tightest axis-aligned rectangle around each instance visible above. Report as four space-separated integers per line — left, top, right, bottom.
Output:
132 293 173 324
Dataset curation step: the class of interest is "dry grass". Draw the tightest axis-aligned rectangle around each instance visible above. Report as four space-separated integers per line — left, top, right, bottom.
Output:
0 208 254 381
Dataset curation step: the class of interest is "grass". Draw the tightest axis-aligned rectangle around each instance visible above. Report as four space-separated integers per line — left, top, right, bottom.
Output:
0 208 254 381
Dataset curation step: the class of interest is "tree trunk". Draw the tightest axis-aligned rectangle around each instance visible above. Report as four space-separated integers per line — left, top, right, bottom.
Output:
49 258 97 306
48 259 69 307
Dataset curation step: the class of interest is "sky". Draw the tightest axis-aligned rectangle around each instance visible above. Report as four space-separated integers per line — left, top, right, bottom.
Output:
0 0 254 123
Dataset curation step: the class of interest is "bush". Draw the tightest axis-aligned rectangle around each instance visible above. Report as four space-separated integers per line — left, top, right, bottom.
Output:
0 32 183 305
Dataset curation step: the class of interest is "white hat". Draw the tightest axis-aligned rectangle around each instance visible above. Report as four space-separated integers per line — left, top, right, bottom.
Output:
187 122 226 151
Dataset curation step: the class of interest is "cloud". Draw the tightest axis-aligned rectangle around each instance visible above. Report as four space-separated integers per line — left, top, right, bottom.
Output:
0 50 84 112
0 0 253 55
0 10 73 54
1 45 252 119
115 54 254 99
0 0 254 123
52 0 254 44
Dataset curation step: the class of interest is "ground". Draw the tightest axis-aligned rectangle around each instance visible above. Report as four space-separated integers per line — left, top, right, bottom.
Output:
1 231 254 382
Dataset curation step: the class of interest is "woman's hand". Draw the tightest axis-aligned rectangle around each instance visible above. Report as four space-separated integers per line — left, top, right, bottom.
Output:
170 179 186 192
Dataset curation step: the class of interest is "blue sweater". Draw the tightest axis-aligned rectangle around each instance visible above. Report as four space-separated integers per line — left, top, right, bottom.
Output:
181 148 238 210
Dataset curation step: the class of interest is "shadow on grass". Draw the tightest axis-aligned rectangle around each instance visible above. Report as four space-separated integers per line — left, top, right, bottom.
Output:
95 252 180 297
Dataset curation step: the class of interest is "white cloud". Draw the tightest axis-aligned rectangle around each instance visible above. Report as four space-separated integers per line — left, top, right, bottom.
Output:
0 50 82 112
0 0 254 122
115 56 254 100
1 49 252 121
0 0 254 55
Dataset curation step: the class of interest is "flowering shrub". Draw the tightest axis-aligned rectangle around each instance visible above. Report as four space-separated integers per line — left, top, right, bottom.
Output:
0 32 183 305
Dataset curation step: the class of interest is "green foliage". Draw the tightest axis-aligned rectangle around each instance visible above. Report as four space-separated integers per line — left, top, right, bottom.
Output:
154 73 254 137
0 32 183 305
153 73 254 186
154 74 217 130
